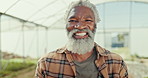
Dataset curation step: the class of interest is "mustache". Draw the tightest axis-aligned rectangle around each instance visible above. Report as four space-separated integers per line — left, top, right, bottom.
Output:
67 29 95 39
66 24 97 33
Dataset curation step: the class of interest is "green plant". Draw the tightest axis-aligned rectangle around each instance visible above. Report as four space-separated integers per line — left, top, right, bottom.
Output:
0 59 36 77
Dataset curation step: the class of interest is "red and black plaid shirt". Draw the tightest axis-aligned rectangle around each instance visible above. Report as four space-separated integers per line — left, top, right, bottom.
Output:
35 43 128 78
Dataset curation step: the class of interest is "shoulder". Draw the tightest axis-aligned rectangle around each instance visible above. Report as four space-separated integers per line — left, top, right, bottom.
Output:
105 50 128 77
102 49 127 68
104 49 123 61
104 49 128 69
37 48 66 63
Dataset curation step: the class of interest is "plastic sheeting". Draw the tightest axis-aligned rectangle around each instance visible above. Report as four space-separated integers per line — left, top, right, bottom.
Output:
0 0 148 29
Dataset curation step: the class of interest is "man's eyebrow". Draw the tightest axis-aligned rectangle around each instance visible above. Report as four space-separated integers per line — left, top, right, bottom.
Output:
69 16 76 19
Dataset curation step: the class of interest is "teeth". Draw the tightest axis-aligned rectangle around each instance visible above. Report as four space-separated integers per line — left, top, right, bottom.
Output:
75 33 86 36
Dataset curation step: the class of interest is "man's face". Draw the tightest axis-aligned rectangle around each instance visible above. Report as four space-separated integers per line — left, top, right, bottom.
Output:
66 6 96 54
66 6 95 39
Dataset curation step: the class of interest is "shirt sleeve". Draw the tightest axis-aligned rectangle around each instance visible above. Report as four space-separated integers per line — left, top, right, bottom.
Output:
35 59 45 78
119 60 128 78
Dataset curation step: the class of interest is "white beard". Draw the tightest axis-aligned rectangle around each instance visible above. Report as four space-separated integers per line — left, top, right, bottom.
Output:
66 29 95 54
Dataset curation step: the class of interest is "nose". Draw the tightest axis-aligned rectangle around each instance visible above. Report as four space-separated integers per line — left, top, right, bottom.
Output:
74 22 87 30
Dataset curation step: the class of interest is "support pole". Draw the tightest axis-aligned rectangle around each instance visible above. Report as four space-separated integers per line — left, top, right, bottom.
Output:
36 26 39 58
129 2 133 54
45 28 48 54
22 22 25 62
103 3 106 47
0 13 2 70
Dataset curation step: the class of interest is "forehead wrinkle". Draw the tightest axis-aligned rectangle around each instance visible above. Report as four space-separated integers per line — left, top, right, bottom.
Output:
86 16 93 19
69 16 93 21
79 16 92 20
68 6 95 20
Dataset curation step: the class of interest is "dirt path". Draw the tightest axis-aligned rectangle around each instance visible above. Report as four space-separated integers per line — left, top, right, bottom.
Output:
127 61 148 78
14 66 36 78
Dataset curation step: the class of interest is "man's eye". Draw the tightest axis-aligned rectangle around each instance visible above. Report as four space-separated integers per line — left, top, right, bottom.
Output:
68 20 78 22
85 20 93 22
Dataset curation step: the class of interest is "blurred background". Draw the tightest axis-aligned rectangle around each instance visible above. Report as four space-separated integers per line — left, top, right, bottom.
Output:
0 0 148 78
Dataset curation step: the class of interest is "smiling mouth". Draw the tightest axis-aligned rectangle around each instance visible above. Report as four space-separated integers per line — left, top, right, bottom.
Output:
73 31 89 39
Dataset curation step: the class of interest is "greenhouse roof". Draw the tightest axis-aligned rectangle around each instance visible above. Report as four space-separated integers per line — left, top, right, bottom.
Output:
0 0 148 29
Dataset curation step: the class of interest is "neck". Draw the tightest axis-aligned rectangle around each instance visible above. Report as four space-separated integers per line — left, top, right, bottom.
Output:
72 49 93 62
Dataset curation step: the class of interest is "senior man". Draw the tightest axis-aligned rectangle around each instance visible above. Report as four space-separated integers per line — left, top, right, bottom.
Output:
35 0 128 78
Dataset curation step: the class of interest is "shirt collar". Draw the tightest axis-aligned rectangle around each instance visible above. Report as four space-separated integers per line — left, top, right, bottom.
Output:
94 43 108 56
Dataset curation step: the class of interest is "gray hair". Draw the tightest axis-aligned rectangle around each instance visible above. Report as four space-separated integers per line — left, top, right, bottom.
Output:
64 0 100 23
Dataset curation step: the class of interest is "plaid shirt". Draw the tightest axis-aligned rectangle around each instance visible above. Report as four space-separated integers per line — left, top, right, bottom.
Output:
35 43 128 78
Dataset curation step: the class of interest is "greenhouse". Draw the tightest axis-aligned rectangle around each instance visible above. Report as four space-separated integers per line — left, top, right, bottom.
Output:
0 0 148 78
